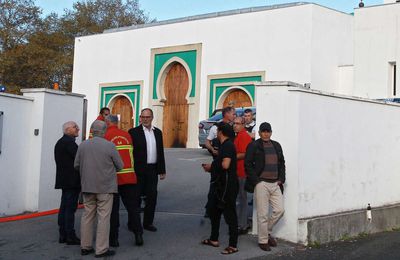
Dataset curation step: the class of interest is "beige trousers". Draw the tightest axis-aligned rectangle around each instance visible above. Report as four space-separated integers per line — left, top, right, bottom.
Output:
254 181 284 244
80 193 113 255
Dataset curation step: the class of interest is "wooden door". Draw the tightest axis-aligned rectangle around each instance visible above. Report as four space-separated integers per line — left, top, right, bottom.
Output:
111 96 133 131
162 63 189 148
223 89 252 108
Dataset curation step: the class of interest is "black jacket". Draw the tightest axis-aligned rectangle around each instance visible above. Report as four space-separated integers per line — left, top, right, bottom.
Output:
128 125 166 175
54 134 81 189
244 138 285 193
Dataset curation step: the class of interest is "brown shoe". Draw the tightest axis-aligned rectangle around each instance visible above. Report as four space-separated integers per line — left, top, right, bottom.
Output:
259 243 271 251
268 235 277 247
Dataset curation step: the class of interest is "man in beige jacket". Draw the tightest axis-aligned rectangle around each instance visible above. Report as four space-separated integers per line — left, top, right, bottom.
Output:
74 120 123 258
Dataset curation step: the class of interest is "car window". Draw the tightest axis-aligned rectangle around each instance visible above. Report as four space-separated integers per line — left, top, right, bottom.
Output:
208 113 223 121
206 107 256 121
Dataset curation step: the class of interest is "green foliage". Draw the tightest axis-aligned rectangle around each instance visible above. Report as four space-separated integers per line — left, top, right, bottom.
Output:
0 0 153 92
308 241 321 248
340 233 352 241
0 0 41 51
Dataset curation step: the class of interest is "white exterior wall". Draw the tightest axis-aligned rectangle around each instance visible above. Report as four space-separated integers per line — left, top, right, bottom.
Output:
72 3 353 145
353 3 400 98
310 5 354 93
256 83 400 243
338 65 354 95
0 94 33 216
0 89 85 216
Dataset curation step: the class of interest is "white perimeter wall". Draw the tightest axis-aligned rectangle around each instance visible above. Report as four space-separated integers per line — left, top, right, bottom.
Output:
0 89 84 216
0 94 33 216
256 82 400 243
353 3 400 98
72 3 352 140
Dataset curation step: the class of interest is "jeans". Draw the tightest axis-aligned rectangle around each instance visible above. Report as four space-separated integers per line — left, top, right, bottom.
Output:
58 189 80 239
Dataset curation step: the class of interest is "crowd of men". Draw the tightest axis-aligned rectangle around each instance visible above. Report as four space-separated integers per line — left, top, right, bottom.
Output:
54 107 166 257
54 105 286 257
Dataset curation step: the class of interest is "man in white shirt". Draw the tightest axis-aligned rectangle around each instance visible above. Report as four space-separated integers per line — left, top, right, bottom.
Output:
128 108 166 232
205 106 235 158
244 109 256 139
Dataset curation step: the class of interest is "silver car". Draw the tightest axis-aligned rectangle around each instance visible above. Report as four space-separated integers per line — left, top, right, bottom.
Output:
198 107 256 148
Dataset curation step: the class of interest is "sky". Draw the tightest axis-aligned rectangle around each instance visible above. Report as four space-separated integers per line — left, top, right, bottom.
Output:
36 0 384 20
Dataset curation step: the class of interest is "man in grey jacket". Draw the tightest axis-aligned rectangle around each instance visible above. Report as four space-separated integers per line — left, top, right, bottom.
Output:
74 120 123 258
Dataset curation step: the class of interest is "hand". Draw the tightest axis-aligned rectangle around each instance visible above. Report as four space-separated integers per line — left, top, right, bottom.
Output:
212 149 218 156
202 163 211 172
160 173 166 180
277 181 282 185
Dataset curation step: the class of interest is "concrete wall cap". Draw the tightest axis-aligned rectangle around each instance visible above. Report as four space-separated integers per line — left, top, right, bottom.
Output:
21 88 85 98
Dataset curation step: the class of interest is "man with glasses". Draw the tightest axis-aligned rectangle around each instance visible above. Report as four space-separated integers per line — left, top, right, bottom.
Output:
245 122 285 251
54 121 81 245
233 117 252 234
128 108 166 232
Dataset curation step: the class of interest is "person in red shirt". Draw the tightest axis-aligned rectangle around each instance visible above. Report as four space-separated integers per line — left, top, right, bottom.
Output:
233 116 252 234
104 115 143 247
89 107 110 139
97 107 110 121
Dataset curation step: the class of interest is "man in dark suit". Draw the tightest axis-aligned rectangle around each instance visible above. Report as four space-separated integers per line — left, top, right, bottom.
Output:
54 121 81 245
128 108 166 232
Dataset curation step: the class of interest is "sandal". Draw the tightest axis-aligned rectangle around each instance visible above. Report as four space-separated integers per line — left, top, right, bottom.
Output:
201 239 219 247
221 246 238 255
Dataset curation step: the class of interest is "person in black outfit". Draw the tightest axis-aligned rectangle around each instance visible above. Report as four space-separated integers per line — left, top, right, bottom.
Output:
128 108 166 232
201 122 239 255
54 121 81 245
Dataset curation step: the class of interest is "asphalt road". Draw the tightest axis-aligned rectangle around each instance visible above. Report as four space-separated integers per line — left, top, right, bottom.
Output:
0 148 399 260
0 148 294 260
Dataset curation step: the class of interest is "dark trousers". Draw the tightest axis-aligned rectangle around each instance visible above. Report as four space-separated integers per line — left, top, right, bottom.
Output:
138 164 158 227
58 189 80 239
208 196 238 248
110 184 142 240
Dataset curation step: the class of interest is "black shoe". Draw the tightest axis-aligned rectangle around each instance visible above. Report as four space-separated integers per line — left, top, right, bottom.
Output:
66 237 81 245
59 236 66 243
143 225 157 232
110 239 119 247
135 233 144 246
81 248 94 255
95 250 115 258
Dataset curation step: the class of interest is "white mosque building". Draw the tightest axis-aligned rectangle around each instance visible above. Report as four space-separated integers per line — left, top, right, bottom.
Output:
72 0 399 148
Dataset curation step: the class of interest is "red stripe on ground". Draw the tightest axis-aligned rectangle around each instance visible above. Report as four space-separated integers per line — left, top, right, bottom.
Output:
0 204 84 223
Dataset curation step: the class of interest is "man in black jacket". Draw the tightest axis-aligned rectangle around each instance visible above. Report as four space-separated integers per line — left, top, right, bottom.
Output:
128 108 166 232
244 122 285 251
54 121 81 245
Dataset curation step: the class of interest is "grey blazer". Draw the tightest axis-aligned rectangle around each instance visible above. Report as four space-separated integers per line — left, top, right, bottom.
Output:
74 136 123 193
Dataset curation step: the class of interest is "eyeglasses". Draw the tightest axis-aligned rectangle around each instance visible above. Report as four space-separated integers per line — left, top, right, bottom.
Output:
140 116 152 119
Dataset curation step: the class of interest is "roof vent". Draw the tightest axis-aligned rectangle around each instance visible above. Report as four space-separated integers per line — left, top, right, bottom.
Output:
359 0 365 7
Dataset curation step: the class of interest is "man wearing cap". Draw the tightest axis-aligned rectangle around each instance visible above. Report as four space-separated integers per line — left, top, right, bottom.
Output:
244 122 285 251
104 115 143 247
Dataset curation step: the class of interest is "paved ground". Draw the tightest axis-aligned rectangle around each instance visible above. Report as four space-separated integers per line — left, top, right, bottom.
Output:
264 230 400 260
0 149 295 260
1 148 399 260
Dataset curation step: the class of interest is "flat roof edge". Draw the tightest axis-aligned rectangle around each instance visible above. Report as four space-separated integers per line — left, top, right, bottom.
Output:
21 88 86 98
102 2 311 35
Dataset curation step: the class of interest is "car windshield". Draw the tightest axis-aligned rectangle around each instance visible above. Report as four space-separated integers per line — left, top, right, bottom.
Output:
208 113 223 121
206 108 256 122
